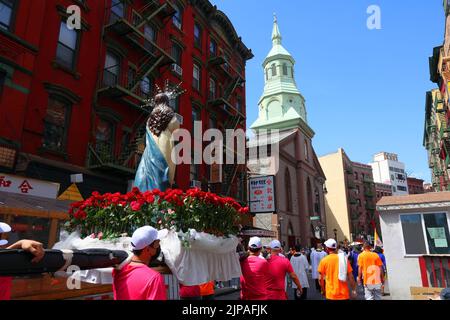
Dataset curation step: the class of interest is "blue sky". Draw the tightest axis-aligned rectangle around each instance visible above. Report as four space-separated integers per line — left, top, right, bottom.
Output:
210 0 444 183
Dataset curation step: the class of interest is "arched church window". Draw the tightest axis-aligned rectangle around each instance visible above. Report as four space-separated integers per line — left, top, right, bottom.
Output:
283 63 288 76
285 168 292 212
307 178 313 217
271 63 277 76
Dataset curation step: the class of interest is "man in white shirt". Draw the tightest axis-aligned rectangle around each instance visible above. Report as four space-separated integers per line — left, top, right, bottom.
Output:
290 245 310 300
310 243 327 291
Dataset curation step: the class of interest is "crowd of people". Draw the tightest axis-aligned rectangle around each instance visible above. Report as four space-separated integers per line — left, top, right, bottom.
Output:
3 221 448 301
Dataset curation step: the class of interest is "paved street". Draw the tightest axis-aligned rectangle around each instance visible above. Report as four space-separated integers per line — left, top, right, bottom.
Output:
215 272 391 300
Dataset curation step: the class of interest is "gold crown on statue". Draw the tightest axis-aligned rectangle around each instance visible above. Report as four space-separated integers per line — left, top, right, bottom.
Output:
141 80 186 110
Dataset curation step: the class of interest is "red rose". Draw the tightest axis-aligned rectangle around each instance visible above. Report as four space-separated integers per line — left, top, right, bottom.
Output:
130 201 143 211
74 210 87 220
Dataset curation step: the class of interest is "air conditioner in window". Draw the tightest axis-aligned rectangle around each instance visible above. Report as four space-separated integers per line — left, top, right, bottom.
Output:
171 63 183 76
190 180 202 189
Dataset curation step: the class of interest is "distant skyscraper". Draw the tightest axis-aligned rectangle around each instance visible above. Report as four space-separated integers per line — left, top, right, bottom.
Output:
370 152 409 195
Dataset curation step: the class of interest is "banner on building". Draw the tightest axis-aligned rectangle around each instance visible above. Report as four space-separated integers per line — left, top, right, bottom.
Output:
0 173 60 199
248 175 276 214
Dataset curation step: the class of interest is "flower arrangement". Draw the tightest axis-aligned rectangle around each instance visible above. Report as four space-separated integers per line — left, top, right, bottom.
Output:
66 187 249 239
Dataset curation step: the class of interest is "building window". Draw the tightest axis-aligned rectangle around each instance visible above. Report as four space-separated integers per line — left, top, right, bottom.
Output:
223 52 230 71
127 66 136 88
271 63 277 76
169 96 179 113
42 98 70 152
194 23 202 48
400 214 428 255
209 39 217 56
236 96 242 113
285 169 292 212
398 186 407 192
0 0 15 31
209 77 216 100
354 172 358 180
283 63 288 76
121 130 131 156
144 24 156 53
193 63 201 91
140 76 152 98
104 51 120 86
265 69 269 81
423 213 450 254
56 21 79 70
173 3 182 29
304 140 309 161
110 0 125 24
172 43 182 67
95 118 114 160
192 107 200 130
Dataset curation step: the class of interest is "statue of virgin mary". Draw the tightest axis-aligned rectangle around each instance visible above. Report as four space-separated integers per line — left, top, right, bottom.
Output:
134 92 180 192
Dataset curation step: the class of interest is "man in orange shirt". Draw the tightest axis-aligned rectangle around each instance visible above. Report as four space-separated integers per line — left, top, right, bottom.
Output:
317 238 357 300
357 242 384 300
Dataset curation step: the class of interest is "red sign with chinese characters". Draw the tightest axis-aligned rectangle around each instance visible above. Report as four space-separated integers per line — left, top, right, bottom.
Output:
0 173 59 199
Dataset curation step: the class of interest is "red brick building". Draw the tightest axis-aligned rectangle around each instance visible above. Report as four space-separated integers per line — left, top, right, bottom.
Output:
407 177 425 195
350 162 377 238
375 182 393 203
0 0 252 200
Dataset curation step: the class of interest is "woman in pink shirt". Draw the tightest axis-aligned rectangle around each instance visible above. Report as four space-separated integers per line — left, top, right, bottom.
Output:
113 226 167 300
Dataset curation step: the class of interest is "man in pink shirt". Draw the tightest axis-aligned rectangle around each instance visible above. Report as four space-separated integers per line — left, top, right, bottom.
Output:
240 236 271 300
113 226 167 300
267 240 303 300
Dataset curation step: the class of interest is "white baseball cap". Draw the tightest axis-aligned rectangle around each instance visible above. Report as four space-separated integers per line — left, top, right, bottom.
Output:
324 238 337 249
131 226 167 250
0 222 11 246
269 240 281 249
248 236 262 249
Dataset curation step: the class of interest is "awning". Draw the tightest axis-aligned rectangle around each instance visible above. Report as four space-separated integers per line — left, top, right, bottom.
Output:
239 226 276 238
0 191 73 219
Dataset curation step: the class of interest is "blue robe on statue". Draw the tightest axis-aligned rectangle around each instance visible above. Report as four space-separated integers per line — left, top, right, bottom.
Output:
134 128 170 192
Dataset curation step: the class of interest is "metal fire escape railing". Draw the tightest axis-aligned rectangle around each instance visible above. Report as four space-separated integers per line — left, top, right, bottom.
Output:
98 0 176 105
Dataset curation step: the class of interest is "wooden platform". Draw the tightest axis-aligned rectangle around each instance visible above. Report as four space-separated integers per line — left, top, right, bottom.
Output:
410 287 444 300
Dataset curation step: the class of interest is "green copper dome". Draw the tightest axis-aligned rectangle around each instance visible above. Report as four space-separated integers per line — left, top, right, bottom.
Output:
251 14 313 136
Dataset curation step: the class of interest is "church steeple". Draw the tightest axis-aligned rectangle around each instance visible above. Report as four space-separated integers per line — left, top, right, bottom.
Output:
272 14 282 46
251 16 313 135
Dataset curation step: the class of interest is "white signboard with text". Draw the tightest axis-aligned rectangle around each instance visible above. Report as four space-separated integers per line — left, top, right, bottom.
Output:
0 173 60 199
248 175 276 214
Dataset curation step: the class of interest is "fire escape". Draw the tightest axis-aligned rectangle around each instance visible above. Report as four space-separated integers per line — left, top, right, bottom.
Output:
88 0 176 177
207 53 246 199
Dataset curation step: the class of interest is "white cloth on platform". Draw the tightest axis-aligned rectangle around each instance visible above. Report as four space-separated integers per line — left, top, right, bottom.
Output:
160 229 241 286
290 254 310 288
311 249 327 280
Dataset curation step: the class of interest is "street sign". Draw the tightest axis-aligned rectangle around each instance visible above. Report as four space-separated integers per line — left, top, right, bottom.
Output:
310 216 321 221
248 175 276 214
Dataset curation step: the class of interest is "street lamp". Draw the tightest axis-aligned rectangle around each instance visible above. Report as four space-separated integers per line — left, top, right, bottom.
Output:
333 228 337 242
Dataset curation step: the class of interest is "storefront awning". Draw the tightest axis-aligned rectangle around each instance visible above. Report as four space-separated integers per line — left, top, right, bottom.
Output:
240 226 276 238
0 191 73 219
